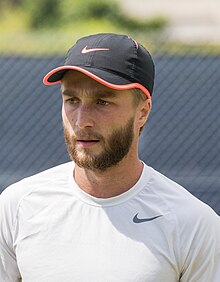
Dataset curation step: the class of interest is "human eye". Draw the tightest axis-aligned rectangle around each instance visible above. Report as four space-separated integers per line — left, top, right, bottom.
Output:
97 99 110 106
65 97 79 105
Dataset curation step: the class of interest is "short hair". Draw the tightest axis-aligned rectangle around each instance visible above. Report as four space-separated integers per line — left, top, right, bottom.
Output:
131 88 147 107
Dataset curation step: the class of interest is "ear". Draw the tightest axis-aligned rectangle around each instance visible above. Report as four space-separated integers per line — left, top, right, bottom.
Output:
138 99 152 127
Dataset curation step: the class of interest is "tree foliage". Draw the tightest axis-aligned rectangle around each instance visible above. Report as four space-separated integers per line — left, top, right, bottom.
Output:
20 0 167 31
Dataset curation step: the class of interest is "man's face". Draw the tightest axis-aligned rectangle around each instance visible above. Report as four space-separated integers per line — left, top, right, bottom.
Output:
61 71 149 171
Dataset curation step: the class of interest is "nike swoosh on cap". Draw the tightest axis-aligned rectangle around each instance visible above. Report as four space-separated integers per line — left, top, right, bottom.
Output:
81 46 110 54
133 213 163 223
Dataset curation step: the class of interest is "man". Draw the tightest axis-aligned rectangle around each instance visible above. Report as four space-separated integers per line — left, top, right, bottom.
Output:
0 33 220 281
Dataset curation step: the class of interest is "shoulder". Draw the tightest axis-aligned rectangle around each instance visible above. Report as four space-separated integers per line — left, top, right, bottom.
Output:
0 161 74 257
145 165 220 269
146 165 218 217
145 164 220 269
0 161 74 215
143 164 220 239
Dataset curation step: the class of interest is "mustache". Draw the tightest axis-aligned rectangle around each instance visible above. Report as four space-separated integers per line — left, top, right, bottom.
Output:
70 131 104 141
62 124 103 140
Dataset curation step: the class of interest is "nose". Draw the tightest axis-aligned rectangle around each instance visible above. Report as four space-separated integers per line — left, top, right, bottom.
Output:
75 104 94 129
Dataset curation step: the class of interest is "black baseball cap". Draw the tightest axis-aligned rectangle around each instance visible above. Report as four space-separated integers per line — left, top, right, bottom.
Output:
43 33 155 99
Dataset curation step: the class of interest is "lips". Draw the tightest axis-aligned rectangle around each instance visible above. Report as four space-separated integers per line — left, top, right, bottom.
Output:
76 139 100 148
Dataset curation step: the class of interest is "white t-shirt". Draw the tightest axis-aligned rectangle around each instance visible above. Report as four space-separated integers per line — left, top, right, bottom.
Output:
0 162 220 282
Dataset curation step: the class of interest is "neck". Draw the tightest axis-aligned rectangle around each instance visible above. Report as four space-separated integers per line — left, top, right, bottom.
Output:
73 156 143 198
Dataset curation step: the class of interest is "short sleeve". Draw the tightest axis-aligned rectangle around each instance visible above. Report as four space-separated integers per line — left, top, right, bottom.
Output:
0 188 21 282
179 204 220 282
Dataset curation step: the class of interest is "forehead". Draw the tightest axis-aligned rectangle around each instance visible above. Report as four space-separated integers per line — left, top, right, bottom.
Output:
61 71 131 99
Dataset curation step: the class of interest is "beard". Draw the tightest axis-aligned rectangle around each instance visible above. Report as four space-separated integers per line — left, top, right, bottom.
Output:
63 117 135 171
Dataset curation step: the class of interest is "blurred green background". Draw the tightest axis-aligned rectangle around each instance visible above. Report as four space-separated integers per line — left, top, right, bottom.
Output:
0 0 166 55
1 0 220 55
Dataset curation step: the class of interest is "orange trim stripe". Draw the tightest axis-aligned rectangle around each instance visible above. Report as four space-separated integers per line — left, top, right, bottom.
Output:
43 66 151 99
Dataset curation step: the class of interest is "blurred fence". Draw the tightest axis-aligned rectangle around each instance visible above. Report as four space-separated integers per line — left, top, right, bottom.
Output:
0 44 220 214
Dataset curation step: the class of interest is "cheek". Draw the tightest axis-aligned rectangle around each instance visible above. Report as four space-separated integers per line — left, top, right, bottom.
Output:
62 105 68 123
62 104 74 130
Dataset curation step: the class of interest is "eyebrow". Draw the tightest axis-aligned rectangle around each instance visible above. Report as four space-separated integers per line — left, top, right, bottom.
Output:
61 89 117 99
61 89 76 97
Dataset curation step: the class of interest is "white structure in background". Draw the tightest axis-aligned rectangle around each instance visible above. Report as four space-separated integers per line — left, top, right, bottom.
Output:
120 0 220 43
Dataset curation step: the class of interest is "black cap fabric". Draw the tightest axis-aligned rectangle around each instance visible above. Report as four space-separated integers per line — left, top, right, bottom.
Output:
43 33 155 98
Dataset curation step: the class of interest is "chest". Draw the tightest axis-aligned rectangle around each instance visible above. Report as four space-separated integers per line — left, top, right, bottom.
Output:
14 199 179 281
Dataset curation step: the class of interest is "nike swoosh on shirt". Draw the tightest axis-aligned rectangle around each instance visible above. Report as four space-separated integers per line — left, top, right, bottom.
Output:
81 46 110 54
133 213 163 223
